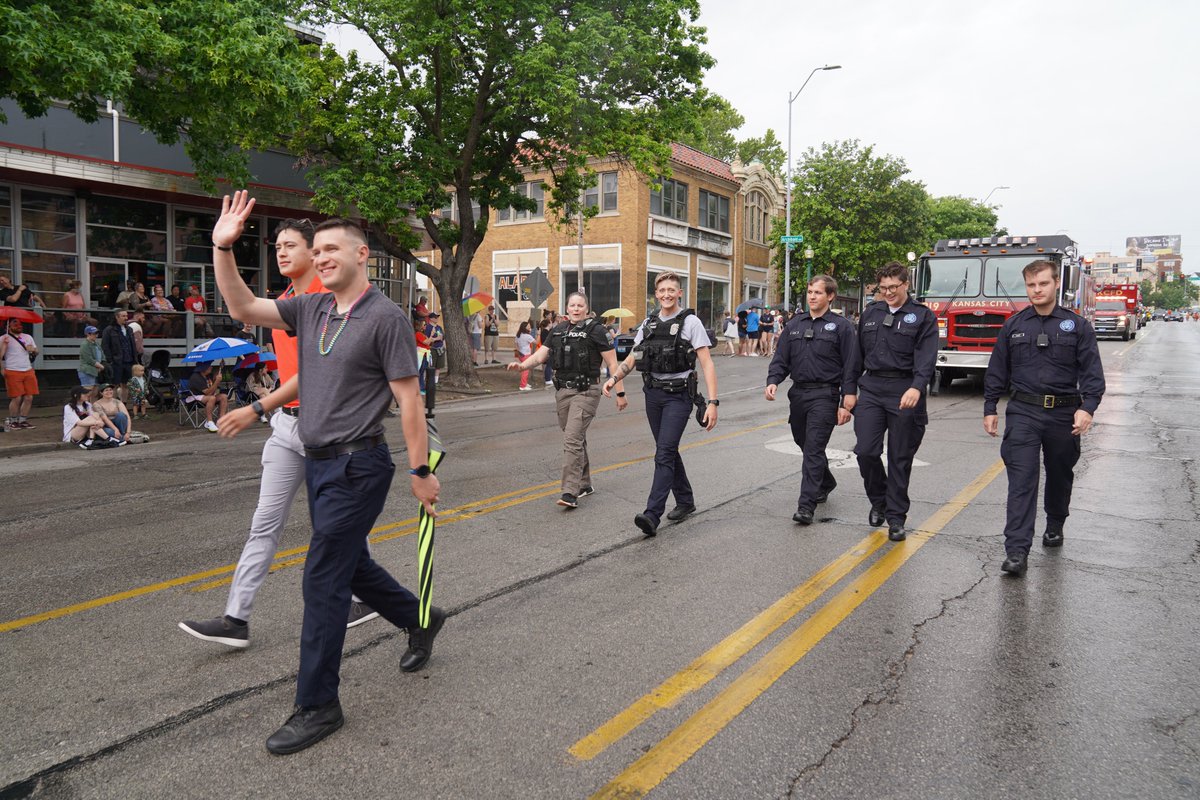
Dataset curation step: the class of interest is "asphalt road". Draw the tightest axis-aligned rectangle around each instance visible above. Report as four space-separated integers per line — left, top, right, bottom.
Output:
1 321 1197 799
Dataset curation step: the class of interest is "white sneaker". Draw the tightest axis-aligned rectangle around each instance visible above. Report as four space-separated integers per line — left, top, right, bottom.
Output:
518 386 533 392
203 420 219 432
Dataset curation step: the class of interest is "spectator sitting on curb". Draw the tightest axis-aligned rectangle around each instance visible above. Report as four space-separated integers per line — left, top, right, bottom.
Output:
63 386 121 448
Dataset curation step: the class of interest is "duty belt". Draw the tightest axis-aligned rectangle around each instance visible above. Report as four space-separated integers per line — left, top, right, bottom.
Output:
553 375 599 391
647 377 689 393
1012 391 1082 409
866 369 913 379
304 434 387 460
792 381 838 390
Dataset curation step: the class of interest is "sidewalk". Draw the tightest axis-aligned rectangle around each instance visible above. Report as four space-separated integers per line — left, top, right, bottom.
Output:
0 362 542 458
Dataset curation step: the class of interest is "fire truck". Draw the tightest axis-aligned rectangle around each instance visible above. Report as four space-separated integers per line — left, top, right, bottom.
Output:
914 234 1095 395
1093 283 1140 340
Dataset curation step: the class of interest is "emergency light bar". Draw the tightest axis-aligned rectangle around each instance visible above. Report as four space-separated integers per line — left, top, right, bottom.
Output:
934 234 1071 254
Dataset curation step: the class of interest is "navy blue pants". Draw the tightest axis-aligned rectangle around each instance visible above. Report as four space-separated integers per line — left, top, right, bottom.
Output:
297 444 420 707
1000 403 1081 556
642 386 694 524
788 387 838 512
853 384 927 526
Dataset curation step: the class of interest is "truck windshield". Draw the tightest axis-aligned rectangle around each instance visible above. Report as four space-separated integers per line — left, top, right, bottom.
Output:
1096 300 1125 311
920 257 980 296
984 256 1047 298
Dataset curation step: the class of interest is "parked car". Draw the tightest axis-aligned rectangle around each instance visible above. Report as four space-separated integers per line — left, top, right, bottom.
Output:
1152 310 1166 321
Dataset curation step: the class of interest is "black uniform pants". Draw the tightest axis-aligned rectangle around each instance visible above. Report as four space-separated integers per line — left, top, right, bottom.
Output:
788 387 839 512
853 385 927 525
1000 402 1081 556
642 385 694 523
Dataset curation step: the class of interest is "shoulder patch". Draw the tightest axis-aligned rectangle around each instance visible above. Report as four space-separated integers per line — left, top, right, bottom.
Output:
903 313 917 324
1059 319 1075 332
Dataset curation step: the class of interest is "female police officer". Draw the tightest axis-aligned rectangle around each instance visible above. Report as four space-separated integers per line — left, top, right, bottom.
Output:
983 259 1104 576
509 292 628 508
603 271 718 537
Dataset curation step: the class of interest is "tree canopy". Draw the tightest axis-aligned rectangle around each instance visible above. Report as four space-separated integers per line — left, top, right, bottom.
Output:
675 90 785 175
296 0 714 385
0 0 311 186
925 195 1007 244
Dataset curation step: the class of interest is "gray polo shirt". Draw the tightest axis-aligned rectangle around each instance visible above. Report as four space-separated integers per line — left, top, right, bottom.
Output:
276 286 418 449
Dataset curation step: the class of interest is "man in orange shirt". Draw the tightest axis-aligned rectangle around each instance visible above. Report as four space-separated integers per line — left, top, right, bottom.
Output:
179 219 377 648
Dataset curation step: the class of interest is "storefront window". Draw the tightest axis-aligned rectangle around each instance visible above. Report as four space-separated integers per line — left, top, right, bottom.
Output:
696 277 728 331
0 187 11 279
562 269 620 320
20 189 77 305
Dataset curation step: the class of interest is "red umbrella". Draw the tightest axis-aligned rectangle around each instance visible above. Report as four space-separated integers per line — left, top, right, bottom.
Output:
0 307 44 324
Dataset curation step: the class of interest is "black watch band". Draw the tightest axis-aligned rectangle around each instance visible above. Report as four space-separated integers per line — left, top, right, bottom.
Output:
708 399 720 406
410 465 432 478
251 400 265 415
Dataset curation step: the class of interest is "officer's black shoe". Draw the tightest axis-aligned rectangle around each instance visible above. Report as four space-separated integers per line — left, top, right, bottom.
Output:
1000 553 1028 576
265 699 344 755
814 491 831 504
666 504 696 522
634 513 659 537
1043 525 1064 548
887 523 906 542
869 506 886 527
793 508 814 525
400 606 446 672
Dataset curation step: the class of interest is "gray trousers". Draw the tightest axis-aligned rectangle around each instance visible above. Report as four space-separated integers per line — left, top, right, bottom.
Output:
555 385 601 495
223 412 364 620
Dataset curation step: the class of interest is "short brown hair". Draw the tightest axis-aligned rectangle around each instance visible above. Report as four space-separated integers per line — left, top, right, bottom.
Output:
1022 259 1059 280
654 271 682 288
876 261 909 284
314 218 368 246
809 274 838 296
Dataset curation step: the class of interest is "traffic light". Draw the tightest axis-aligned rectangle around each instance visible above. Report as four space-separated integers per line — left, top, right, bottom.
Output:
1136 258 1143 272
1112 266 1118 274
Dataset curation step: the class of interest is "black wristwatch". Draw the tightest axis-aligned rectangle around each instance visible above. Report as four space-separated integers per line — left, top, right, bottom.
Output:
708 399 720 406
251 400 265 416
410 465 432 478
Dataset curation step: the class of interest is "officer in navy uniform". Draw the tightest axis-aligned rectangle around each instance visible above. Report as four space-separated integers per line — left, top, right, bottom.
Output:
852 261 938 541
604 270 718 537
984 258 1104 576
766 275 860 525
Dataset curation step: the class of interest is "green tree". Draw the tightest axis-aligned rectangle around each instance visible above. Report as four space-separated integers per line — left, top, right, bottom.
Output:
924 195 1007 245
675 89 742 161
1146 278 1198 310
778 139 929 298
296 0 713 387
736 128 785 176
0 0 311 185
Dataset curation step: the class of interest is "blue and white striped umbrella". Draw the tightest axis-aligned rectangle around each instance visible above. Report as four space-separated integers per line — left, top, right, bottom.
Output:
182 337 260 363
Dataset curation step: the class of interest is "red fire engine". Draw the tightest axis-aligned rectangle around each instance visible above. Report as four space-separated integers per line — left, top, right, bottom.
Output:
915 234 1095 395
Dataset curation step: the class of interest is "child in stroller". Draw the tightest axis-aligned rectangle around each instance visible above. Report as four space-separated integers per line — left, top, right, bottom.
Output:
146 349 178 411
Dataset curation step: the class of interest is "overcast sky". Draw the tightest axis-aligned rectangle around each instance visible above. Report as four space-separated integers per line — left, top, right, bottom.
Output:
696 0 1198 260
328 0 1197 262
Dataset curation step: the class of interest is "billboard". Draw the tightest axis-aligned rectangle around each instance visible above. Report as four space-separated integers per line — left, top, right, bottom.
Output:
1126 235 1181 262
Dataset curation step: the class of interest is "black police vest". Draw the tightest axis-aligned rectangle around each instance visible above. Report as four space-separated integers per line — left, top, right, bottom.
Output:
635 310 698 374
549 319 601 380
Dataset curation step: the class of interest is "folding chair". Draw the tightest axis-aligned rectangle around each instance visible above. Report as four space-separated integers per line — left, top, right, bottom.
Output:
178 380 207 428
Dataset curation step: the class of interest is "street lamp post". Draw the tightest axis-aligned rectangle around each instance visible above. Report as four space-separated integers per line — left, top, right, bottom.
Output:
803 248 815 311
785 64 841 312
982 185 1010 205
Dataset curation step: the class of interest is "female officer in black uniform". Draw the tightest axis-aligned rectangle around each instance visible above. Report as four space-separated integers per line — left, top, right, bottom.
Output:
983 259 1104 576
509 292 628 508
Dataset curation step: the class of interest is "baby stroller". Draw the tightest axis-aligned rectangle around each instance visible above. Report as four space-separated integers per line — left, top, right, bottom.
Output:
146 349 179 411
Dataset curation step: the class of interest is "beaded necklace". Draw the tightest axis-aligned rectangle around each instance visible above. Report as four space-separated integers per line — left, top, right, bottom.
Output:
317 286 371 355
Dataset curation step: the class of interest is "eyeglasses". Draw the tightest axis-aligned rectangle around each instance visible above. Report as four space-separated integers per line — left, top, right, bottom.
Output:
877 283 905 294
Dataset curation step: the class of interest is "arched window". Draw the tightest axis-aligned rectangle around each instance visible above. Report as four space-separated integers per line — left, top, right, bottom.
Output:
745 190 769 244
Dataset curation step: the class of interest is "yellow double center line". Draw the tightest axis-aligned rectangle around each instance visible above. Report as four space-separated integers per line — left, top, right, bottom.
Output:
0 421 785 634
583 459 1005 799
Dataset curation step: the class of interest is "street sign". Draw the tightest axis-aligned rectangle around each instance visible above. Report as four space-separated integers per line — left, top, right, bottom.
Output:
780 235 805 244
524 267 554 308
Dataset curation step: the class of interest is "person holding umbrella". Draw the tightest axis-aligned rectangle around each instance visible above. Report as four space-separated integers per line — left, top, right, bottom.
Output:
507 291 628 508
1 318 40 430
210 192 440 756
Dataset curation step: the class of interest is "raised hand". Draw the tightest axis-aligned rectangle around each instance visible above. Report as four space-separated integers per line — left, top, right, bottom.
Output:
212 191 257 248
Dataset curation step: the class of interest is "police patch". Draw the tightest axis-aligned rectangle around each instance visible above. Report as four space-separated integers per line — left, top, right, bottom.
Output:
1059 319 1075 332
903 313 917 324
824 322 836 331
669 323 680 335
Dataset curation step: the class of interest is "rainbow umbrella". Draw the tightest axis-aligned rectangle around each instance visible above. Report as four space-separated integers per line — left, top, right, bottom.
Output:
416 418 446 628
462 292 494 316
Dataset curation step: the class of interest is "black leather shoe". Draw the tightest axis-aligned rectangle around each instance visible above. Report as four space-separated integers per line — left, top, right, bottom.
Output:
793 508 814 525
666 504 696 522
1000 553 1028 576
265 700 344 755
400 606 446 672
1043 525 1064 548
815 483 835 504
887 523 906 542
869 506 886 527
634 513 659 537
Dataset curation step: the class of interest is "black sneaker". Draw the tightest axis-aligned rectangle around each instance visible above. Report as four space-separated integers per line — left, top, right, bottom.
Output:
178 616 249 649
666 504 696 522
265 700 344 755
78 439 94 450
346 601 380 629
400 606 446 672
634 513 659 537
576 486 595 499
557 493 578 509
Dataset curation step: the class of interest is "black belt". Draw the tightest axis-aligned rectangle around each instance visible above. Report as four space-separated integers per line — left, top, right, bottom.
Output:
647 378 689 393
866 369 913 379
280 406 300 418
792 381 838 390
1012 391 1082 410
553 375 599 391
305 434 387 460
